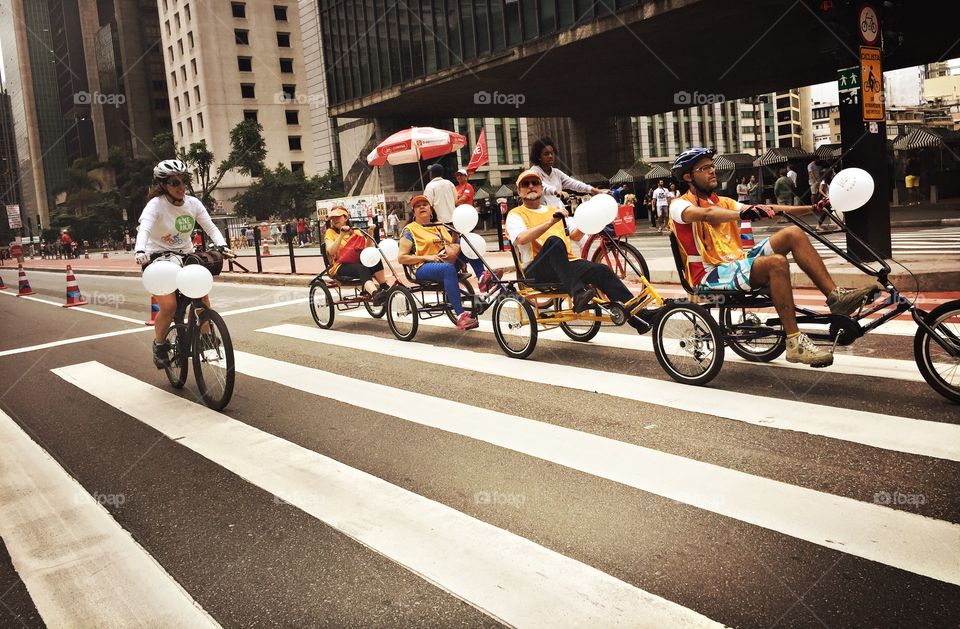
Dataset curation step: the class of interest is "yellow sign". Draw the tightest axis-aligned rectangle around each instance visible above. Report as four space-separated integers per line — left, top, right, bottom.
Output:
860 46 884 121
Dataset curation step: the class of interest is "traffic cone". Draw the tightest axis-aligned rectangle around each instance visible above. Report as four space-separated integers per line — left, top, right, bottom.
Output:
16 265 34 296
62 265 88 307
740 220 755 250
144 296 159 325
262 242 271 256
0 274 5 289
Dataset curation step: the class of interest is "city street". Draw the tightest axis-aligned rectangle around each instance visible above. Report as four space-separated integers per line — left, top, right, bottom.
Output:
0 268 958 628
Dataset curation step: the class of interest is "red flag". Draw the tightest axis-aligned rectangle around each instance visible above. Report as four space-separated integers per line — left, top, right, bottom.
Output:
466 129 489 174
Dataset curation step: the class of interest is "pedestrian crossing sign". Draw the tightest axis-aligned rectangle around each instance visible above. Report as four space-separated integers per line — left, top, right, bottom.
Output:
837 67 859 93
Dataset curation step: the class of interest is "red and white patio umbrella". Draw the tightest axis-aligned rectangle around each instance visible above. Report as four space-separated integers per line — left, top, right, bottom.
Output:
366 126 467 167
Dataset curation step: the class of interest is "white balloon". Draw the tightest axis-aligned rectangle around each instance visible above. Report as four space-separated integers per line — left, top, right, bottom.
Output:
460 233 487 259
452 204 479 233
829 168 874 213
573 200 606 235
592 193 619 224
360 246 383 267
377 238 399 260
177 264 214 298
142 260 181 295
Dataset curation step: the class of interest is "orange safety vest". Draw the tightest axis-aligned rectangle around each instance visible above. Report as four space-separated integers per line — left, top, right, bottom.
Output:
670 191 745 286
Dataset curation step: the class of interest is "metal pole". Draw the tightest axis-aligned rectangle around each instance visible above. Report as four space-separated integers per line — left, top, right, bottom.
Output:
287 224 297 273
253 225 263 273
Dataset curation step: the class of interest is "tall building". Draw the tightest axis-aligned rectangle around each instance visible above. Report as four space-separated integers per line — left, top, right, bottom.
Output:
159 0 319 209
811 102 841 147
453 117 529 190
0 89 21 209
0 0 71 228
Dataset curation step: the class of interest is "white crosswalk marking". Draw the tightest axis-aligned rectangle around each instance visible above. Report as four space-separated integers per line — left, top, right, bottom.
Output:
260 324 960 462
809 227 960 257
52 361 723 629
0 409 219 628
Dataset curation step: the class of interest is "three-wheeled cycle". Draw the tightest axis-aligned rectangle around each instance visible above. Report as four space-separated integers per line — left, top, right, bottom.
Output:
665 203 960 403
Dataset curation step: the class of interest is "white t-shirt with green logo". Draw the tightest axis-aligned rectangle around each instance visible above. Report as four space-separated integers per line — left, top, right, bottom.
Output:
135 195 226 253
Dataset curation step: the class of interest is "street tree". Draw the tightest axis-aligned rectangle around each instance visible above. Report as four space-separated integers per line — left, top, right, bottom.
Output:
233 165 344 221
180 119 267 210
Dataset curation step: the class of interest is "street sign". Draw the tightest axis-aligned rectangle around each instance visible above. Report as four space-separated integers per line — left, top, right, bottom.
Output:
837 67 860 93
858 4 879 45
10 243 23 258
6 204 22 229
860 46 884 121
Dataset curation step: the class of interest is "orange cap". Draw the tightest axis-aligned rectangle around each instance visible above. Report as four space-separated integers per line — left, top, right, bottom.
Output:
410 194 430 207
515 169 542 187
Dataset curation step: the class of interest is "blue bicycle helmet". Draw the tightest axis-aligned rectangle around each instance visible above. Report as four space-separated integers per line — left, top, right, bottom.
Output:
671 147 717 179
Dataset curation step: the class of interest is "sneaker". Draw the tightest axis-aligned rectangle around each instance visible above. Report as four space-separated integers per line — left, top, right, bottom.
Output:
827 285 879 316
785 333 833 368
152 341 170 369
455 311 479 330
478 269 504 293
371 286 389 307
572 287 597 313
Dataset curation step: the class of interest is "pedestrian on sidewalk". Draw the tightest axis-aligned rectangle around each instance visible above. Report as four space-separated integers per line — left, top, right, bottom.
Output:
905 158 920 205
386 209 400 239
455 168 475 208
816 169 835 232
736 176 749 203
747 174 761 204
645 187 656 228
775 168 795 206
651 180 670 233
424 163 457 225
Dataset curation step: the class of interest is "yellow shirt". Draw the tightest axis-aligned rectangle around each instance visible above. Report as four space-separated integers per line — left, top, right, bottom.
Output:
402 222 454 270
507 204 578 263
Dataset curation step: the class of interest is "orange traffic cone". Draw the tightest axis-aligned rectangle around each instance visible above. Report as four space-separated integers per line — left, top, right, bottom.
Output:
16 264 34 296
0 273 5 290
262 243 271 256
144 296 159 325
63 265 88 307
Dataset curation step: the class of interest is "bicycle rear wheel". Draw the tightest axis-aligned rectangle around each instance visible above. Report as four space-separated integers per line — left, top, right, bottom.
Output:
162 324 189 388
193 309 235 410
591 240 650 287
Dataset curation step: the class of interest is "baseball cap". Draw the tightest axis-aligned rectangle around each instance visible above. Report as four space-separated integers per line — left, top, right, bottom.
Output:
515 169 542 187
410 194 430 207
456 168 468 176
327 207 349 218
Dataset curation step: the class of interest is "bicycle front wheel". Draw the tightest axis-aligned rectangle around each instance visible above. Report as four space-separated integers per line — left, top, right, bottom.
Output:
193 309 235 410
914 300 960 403
591 240 650 287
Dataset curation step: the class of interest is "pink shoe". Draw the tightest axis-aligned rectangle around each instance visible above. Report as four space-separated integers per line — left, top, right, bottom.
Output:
456 312 479 330
478 269 504 293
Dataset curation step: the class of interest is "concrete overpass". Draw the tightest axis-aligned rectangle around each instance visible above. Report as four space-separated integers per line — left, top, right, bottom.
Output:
328 0 960 119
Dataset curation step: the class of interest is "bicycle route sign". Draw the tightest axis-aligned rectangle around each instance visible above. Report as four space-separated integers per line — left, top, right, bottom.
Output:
859 46 884 121
858 5 879 45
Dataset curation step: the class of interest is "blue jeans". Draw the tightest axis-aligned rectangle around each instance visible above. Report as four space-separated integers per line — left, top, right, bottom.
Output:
415 262 465 314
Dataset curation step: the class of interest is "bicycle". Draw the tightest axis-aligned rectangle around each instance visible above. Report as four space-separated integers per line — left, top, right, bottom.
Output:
152 250 236 411
571 194 651 284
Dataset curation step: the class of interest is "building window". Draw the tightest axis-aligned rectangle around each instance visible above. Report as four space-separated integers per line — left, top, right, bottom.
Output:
187 117 193 134
231 2 246 18
197 112 204 129
235 29 249 45
174 96 180 112
175 12 180 29
171 70 177 87
185 3 190 21
188 32 194 48
240 83 256 99
168 45 174 62
243 110 258 121
184 91 190 108
163 0 168 11
291 162 304 173
181 66 186 81
279 58 293 73
194 86 200 104
178 39 184 55
288 136 302 151
274 5 287 21
177 121 183 137
238 56 252 72
285 110 299 125
277 32 290 47
165 20 171 36
191 59 197 76
281 84 296 100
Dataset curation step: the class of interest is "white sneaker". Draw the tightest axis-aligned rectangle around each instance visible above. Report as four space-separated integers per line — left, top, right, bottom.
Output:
785 333 833 368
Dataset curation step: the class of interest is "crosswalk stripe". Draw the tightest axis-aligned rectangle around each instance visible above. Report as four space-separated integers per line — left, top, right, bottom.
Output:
335 307 930 383
0 408 219 628
225 350 960 586
260 324 960 462
51 361 723 629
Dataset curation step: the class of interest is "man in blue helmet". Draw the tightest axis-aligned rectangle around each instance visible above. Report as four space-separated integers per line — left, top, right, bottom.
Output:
668 147 878 368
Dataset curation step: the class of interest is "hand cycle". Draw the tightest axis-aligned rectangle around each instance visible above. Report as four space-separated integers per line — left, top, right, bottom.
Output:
672 204 960 403
152 248 236 410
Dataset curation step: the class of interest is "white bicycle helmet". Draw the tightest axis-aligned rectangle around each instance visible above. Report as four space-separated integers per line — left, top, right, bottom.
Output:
153 159 188 180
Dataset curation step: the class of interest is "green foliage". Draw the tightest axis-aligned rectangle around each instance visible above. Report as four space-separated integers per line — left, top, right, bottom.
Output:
180 119 267 210
233 166 344 221
152 131 177 160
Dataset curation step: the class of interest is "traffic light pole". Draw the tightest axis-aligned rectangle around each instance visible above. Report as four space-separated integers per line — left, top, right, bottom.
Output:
837 0 892 259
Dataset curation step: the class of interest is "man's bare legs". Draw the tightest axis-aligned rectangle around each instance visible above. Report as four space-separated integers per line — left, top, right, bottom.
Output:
767 226 836 297
748 255 798 334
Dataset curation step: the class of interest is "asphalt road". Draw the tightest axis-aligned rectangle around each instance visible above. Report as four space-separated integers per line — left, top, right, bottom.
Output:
0 268 958 628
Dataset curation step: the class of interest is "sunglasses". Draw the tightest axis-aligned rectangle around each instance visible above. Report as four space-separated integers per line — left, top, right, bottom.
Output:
165 179 186 188
519 180 542 188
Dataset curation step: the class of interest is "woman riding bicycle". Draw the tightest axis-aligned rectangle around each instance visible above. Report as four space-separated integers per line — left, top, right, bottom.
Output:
134 159 232 368
323 206 389 305
397 195 493 331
